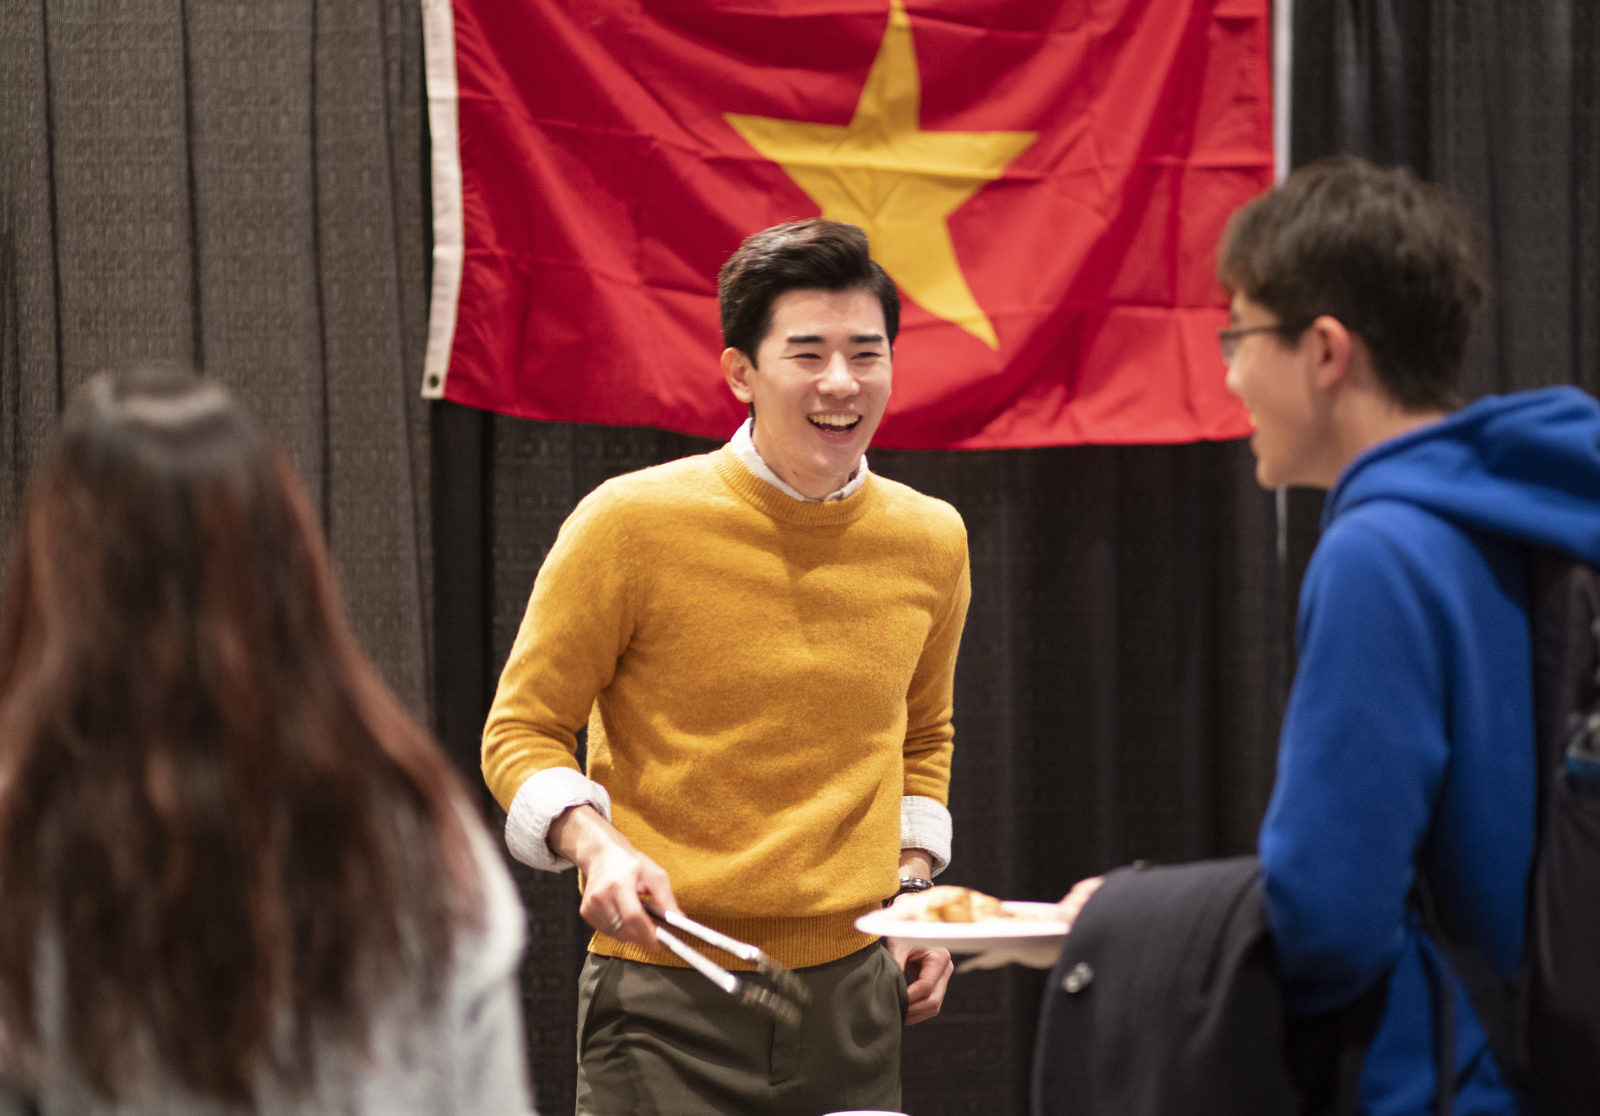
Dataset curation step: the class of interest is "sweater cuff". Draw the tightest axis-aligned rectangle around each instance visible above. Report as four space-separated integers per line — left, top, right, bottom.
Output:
504 768 613 872
901 795 951 876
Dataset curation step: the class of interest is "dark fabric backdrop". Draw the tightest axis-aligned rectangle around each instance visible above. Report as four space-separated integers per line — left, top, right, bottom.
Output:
3 3 1598 1114
0 0 436 710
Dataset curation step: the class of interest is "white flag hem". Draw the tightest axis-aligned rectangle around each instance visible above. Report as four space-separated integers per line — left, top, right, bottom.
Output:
420 0 465 400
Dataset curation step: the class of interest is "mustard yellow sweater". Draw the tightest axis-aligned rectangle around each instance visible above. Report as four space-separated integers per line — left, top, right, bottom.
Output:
483 447 970 969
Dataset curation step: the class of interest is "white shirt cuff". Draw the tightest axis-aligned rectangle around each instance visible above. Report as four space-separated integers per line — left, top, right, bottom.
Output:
503 767 612 872
901 795 952 876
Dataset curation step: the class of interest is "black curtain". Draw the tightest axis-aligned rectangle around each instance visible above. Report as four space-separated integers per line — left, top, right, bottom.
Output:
0 0 436 713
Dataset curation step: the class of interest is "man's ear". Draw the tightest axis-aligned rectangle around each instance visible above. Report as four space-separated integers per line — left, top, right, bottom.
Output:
1307 314 1355 391
722 346 754 403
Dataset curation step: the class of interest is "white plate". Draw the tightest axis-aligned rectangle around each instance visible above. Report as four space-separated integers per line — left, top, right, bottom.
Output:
855 902 1068 953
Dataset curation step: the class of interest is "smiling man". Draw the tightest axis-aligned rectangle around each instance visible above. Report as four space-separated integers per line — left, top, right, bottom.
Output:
721 285 891 499
482 219 971 1115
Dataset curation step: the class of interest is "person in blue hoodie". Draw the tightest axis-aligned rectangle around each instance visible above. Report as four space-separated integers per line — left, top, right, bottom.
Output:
1213 156 1600 1113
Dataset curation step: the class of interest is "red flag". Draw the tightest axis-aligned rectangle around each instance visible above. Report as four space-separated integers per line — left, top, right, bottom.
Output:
422 0 1272 448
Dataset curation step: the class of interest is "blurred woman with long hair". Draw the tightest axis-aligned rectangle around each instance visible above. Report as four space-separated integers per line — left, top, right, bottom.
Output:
0 369 536 1114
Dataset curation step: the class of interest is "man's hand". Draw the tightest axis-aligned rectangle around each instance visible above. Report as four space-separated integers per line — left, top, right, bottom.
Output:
549 805 678 947
886 846 951 1022
1057 875 1104 930
887 938 953 1024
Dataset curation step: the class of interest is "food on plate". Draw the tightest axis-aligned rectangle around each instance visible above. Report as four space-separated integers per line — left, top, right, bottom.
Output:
890 885 1056 923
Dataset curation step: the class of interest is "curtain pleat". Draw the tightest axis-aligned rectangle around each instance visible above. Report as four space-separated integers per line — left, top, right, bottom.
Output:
0 0 63 541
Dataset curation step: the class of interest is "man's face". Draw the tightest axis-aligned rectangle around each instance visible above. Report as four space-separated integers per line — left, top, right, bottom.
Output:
1223 293 1328 490
722 286 892 499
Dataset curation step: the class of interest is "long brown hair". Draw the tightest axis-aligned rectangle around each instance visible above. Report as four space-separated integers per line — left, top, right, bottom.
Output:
0 369 480 1104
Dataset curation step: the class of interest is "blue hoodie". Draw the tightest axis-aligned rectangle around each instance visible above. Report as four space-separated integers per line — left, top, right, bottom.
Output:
1259 387 1600 1115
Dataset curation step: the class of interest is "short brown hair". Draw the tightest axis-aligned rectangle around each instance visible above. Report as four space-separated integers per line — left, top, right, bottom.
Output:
1217 157 1487 411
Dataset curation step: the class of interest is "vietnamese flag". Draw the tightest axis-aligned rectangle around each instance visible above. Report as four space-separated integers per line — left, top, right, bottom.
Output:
421 0 1273 449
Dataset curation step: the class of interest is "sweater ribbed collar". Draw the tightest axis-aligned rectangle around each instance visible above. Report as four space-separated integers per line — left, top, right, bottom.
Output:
712 447 879 525
727 417 869 502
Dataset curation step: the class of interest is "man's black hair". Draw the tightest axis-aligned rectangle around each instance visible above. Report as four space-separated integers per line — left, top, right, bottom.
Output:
718 219 900 364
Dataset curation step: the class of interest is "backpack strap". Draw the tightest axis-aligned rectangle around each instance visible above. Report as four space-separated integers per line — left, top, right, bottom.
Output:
1414 879 1517 1112
1417 934 1458 1116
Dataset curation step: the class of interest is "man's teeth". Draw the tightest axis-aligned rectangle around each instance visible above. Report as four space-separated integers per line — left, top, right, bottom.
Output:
809 415 859 430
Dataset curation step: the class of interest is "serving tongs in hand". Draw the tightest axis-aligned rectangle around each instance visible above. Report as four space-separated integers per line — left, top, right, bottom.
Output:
643 901 810 1026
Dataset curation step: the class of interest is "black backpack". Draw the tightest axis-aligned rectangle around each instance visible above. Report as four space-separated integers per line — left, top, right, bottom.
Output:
1422 550 1600 1114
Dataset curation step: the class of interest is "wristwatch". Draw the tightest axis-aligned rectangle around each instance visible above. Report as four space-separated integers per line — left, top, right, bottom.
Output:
893 876 935 899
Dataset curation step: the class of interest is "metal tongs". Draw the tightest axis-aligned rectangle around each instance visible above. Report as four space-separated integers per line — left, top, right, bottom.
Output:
643 900 810 1026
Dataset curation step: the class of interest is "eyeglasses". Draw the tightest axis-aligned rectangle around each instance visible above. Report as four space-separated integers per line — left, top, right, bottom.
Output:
1217 320 1314 364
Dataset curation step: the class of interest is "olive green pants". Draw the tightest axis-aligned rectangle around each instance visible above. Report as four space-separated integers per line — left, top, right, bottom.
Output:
574 943 907 1116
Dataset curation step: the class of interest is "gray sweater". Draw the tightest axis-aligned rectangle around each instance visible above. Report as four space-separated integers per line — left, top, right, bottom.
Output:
0 812 538 1116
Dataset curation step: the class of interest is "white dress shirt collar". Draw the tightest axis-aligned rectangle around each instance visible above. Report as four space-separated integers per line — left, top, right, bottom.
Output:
728 417 869 503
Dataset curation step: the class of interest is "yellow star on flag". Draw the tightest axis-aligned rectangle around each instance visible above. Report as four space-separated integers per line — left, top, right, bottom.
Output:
725 0 1035 349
